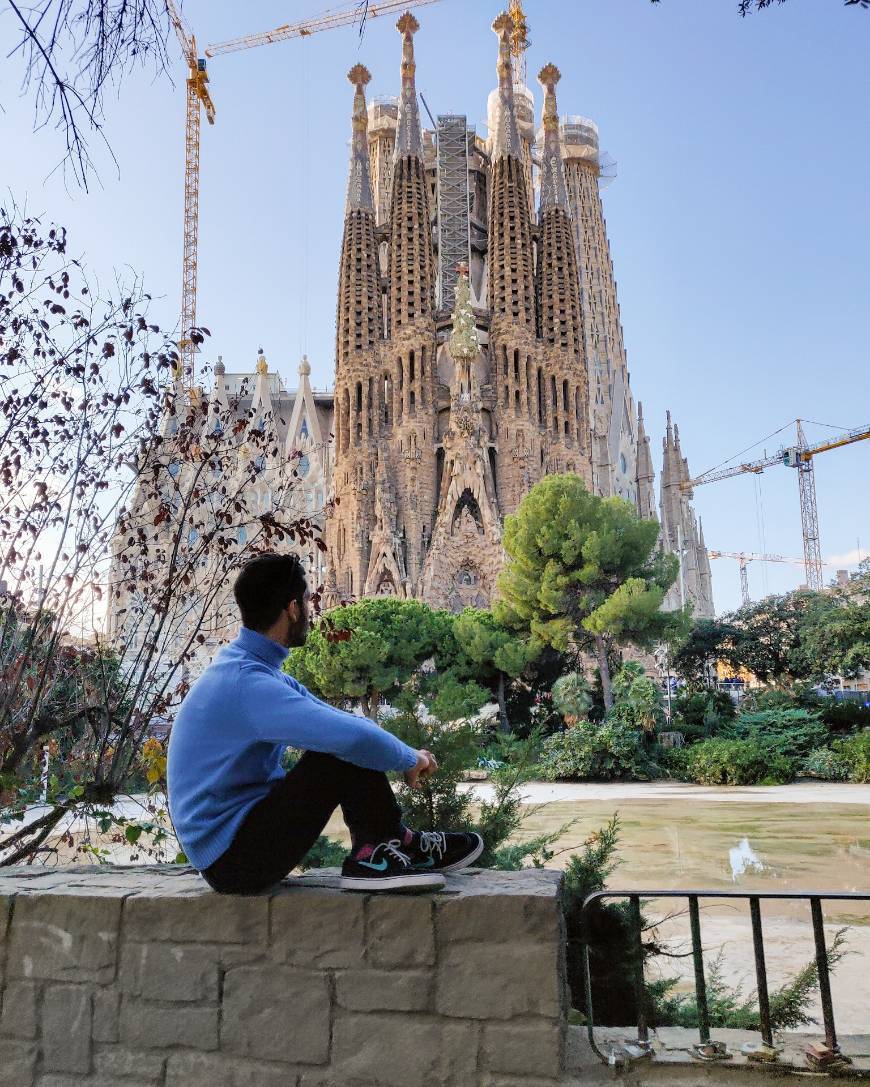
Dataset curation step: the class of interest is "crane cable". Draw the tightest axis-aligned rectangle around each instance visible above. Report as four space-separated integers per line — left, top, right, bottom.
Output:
299 42 311 362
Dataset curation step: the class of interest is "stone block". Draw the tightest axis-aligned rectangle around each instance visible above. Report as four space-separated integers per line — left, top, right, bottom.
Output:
37 1079 155 1087
482 1020 563 1078
366 895 435 967
92 988 120 1043
331 1013 479 1087
436 942 561 1020
0 980 38 1039
335 968 432 1012
220 964 330 1065
118 942 219 1001
0 1038 37 1087
119 998 218 1051
123 891 267 945
41 983 93 1073
6 894 120 983
270 888 365 968
165 1051 296 1087
435 879 560 946
93 1045 167 1082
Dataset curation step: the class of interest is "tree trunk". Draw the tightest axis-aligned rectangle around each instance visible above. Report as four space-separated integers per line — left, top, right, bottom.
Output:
496 672 510 734
596 635 613 712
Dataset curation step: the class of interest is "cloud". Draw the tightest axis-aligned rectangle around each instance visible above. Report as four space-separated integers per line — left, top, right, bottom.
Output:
824 548 867 569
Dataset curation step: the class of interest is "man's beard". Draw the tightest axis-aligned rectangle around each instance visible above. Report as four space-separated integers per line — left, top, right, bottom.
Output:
287 615 310 648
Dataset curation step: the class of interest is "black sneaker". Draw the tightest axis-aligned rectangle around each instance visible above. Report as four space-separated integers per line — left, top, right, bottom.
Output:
405 830 484 873
340 839 446 893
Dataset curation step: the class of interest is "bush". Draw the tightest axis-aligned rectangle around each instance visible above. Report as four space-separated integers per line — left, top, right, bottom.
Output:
671 737 795 786
820 699 870 735
538 719 653 782
671 688 736 744
723 708 827 761
834 729 870 783
803 747 851 782
551 672 593 722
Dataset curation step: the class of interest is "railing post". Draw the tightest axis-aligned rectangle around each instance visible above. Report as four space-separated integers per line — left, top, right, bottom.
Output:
810 897 838 1053
629 895 648 1044
748 896 775 1051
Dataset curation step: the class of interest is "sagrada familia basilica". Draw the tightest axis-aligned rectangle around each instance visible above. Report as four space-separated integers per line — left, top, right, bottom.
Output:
109 10 713 660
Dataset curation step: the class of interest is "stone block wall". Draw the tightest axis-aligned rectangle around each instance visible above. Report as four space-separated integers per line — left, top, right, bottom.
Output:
0 864 567 1087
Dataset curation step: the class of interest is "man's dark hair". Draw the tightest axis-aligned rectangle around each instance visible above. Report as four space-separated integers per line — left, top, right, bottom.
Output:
233 553 307 631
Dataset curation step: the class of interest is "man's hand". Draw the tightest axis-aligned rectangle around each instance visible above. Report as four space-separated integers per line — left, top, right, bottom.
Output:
404 748 438 789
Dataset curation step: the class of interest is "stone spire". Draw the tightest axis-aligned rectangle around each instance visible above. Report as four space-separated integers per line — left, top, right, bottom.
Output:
490 12 522 162
536 63 583 359
387 11 435 333
634 401 656 521
487 12 535 331
537 64 569 212
345 64 374 212
394 12 423 160
336 65 381 365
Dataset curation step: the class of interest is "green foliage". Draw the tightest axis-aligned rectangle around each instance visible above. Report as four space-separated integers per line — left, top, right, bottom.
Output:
660 931 849 1031
819 699 870 735
297 836 348 871
670 736 795 785
670 619 738 685
798 580 870 680
285 598 451 717
803 747 851 782
608 662 665 735
452 608 536 681
723 708 827 761
671 688 736 744
834 729 870 783
551 672 593 721
496 474 683 707
538 719 654 782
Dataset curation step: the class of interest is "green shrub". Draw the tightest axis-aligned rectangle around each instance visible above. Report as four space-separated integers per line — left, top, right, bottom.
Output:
538 719 653 782
803 747 851 782
820 699 870 735
672 736 795 786
671 688 736 744
834 729 870 783
723 708 827 761
551 672 593 721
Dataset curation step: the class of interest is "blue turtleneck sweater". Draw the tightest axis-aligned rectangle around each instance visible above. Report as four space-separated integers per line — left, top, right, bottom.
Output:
167 626 418 870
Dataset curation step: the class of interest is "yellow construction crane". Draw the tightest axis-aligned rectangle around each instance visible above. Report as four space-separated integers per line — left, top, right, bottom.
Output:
165 0 443 388
707 549 834 607
683 420 869 593
166 0 214 388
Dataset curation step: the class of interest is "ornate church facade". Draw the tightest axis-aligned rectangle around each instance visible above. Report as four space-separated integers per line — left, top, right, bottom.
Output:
108 9 714 667
323 11 712 617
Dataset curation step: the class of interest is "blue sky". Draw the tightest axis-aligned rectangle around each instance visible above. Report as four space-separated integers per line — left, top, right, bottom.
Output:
2 0 868 613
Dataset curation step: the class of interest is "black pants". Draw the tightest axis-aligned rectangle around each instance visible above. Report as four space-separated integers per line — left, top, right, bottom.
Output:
201 752 405 894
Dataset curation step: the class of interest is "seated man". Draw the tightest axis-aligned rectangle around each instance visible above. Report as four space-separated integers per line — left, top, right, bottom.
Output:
167 552 483 894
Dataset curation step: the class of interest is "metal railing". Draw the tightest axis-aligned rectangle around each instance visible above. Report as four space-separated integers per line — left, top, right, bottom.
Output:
581 890 870 1070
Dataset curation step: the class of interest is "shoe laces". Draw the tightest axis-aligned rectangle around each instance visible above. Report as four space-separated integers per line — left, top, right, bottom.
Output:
373 839 412 868
417 830 447 860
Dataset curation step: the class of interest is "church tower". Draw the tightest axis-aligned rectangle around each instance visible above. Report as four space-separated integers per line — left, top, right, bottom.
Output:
488 12 541 515
561 117 638 503
535 63 591 482
328 64 381 599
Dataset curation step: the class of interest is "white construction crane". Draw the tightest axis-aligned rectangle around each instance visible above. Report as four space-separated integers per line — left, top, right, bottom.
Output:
706 550 834 607
683 420 869 592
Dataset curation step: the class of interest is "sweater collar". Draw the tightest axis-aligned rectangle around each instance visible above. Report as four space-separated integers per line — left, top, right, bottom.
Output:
236 626 289 670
